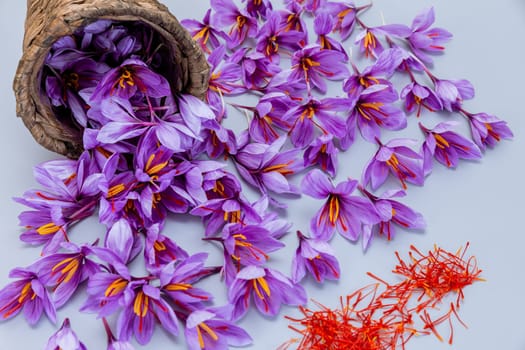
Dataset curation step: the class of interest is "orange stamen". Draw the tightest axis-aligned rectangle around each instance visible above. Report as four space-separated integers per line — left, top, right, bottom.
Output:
36 223 61 235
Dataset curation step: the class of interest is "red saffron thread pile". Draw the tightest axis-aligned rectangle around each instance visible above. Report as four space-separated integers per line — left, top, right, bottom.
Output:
281 243 483 349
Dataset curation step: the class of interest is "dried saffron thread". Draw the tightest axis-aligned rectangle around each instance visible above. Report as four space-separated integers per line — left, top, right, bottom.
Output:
283 243 483 349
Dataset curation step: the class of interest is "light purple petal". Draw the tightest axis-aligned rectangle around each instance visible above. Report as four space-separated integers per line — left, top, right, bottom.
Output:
301 169 333 199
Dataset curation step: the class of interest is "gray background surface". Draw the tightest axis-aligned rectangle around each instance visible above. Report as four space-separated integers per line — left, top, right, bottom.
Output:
0 0 524 349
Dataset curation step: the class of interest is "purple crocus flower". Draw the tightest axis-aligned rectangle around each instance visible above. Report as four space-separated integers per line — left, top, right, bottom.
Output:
400 81 443 116
97 94 214 152
144 223 189 272
265 68 307 98
466 111 514 151
16 153 101 254
247 93 292 144
362 138 424 190
228 265 306 320
185 309 252 350
80 21 143 63
278 4 307 35
360 187 426 249
303 134 338 177
171 159 226 207
243 0 273 18
234 135 303 194
284 96 351 147
231 49 281 89
90 58 171 102
161 93 217 148
220 223 284 283
82 128 135 170
288 44 349 93
0 267 56 325
202 169 242 201
343 47 404 99
132 135 177 220
314 12 347 58
406 7 453 64
32 242 100 308
420 122 482 175
342 84 406 148
191 192 262 237
94 98 154 145
292 231 340 283
256 10 304 62
97 158 137 227
181 9 223 54
434 78 474 112
198 120 238 159
81 270 130 318
325 1 362 41
45 35 90 72
104 218 139 264
45 58 109 126
19 152 101 208
117 281 179 345
211 0 258 48
45 318 87 350
17 209 70 255
207 45 245 119
355 24 411 59
250 195 292 240
159 253 215 309
355 27 384 58
301 169 380 242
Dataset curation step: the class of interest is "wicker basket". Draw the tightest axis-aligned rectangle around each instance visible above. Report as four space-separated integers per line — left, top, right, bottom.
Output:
13 0 210 158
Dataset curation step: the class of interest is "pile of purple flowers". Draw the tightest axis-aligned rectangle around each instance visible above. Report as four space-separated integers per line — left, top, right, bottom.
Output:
0 1 513 349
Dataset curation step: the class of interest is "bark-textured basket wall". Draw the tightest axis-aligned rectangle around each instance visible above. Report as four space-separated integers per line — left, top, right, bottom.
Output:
13 0 210 158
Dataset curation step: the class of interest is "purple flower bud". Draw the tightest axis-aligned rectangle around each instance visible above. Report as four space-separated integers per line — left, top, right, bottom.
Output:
292 231 340 283
362 138 424 190
466 112 513 151
420 122 482 175
45 318 86 350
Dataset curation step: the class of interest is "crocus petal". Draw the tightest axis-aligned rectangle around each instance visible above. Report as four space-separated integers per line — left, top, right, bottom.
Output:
105 218 134 263
411 7 435 31
301 169 333 199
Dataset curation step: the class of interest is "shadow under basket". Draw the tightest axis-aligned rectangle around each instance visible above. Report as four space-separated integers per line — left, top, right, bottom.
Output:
13 0 210 158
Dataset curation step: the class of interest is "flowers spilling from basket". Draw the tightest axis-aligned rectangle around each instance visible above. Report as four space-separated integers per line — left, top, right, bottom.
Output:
0 0 512 349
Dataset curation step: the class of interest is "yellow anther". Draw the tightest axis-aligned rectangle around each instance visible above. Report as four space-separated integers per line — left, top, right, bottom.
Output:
104 278 128 298
164 283 192 291
328 196 340 225
154 240 166 251
118 68 135 89
263 162 293 175
147 161 168 175
133 291 149 317
196 325 205 348
37 223 61 236
434 134 450 149
18 282 32 304
236 15 246 29
107 184 125 198
200 322 219 341
213 180 225 196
